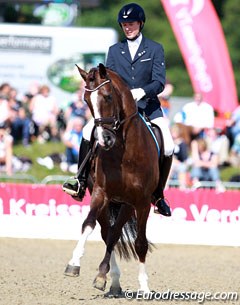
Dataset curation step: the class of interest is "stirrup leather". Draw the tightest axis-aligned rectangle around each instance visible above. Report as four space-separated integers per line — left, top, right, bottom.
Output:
153 197 162 214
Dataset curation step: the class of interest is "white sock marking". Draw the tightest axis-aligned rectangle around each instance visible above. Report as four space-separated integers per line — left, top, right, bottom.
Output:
110 251 121 289
69 225 93 266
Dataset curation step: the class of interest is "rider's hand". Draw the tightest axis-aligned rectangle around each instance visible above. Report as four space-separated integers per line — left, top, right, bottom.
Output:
131 88 145 102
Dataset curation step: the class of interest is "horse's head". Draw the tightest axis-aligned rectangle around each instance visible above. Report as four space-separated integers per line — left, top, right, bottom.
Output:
76 63 137 150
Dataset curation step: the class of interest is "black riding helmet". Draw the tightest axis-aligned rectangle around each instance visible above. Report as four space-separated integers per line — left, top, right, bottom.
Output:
118 3 146 30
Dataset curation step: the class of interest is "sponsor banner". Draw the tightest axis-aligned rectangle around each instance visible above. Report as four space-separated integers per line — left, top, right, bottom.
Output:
161 0 238 114
0 184 239 246
0 24 117 107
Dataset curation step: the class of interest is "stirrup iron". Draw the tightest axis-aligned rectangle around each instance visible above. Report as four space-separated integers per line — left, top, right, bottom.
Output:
62 178 81 197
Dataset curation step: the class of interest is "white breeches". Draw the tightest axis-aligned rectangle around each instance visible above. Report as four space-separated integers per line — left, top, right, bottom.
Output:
151 117 174 156
82 116 174 156
82 118 94 141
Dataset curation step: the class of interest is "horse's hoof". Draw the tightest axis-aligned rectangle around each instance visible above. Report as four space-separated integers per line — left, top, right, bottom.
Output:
104 286 123 298
93 276 107 291
64 264 80 277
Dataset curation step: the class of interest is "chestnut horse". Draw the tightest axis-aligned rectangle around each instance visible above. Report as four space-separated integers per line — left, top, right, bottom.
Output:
64 63 161 296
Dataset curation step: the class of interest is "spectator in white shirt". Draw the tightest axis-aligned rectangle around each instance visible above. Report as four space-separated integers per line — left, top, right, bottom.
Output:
0 94 10 126
174 92 215 145
30 85 59 142
0 123 13 176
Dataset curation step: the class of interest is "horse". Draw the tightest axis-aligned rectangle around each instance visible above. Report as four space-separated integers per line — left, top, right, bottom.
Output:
64 63 162 296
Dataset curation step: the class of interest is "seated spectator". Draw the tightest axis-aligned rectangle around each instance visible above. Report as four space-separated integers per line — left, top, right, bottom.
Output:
226 105 240 148
61 117 84 173
229 133 240 168
190 138 225 192
7 87 31 146
173 92 215 145
0 82 11 99
8 87 22 106
0 123 13 176
9 105 32 146
170 124 189 190
205 125 230 167
30 85 59 142
0 94 10 126
21 83 38 119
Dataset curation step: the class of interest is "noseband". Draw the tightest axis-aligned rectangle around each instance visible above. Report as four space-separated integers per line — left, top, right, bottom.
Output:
85 79 137 131
84 80 111 93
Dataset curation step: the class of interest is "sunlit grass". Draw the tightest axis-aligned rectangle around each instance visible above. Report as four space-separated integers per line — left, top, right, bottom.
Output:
1 141 238 184
13 141 67 182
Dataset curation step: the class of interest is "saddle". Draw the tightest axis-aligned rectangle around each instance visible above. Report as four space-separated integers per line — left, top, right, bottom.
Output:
150 123 165 169
151 123 164 155
138 113 164 162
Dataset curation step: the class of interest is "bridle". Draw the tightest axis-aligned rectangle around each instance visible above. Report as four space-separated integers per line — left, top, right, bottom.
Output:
85 80 111 93
85 78 137 131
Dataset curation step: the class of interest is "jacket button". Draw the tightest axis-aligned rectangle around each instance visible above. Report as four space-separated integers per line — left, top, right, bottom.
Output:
132 76 134 80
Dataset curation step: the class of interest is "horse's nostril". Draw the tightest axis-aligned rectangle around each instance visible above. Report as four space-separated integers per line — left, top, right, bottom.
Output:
102 130 116 149
104 135 112 146
105 135 111 143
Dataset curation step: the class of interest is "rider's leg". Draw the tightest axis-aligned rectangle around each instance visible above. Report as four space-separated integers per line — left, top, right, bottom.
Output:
151 117 174 216
62 119 94 200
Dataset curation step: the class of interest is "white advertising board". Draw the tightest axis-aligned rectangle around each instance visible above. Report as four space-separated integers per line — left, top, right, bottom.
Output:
0 23 118 107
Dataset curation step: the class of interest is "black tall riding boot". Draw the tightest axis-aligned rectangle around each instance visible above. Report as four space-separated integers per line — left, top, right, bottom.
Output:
62 139 91 200
154 155 173 216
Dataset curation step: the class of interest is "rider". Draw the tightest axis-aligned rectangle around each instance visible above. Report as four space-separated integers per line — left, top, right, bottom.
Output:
63 3 174 216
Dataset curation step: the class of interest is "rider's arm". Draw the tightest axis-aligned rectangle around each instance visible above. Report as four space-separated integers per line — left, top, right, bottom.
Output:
105 46 115 71
141 43 166 98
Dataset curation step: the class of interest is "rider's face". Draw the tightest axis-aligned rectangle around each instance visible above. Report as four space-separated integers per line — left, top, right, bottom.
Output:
121 21 141 39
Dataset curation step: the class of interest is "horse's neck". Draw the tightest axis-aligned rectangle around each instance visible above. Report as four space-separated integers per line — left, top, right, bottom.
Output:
121 91 137 117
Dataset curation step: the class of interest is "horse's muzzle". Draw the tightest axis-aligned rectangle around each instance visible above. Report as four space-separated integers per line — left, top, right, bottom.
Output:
102 129 116 150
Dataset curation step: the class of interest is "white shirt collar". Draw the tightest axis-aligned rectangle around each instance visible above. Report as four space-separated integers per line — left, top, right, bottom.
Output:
127 33 142 47
127 33 142 59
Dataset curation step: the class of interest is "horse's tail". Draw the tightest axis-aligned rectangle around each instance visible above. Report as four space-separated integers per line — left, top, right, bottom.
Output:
109 201 153 261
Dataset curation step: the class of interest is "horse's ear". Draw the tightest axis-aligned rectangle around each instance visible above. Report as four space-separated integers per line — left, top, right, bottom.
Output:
75 64 87 81
99 63 107 79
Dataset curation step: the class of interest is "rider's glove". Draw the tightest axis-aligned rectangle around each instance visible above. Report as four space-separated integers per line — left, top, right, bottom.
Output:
131 88 146 102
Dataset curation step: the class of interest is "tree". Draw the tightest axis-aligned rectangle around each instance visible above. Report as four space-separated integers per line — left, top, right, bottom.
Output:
1 0 238 99
222 0 240 101
78 1 239 98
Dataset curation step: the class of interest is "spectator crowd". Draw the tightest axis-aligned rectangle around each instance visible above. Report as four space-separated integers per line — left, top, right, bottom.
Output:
0 81 239 191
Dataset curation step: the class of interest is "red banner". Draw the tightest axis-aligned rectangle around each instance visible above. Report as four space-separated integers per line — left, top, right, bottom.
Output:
161 0 238 114
0 184 239 245
0 183 239 223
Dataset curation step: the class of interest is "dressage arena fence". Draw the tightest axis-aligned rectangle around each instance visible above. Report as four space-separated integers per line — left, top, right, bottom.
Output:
1 173 240 189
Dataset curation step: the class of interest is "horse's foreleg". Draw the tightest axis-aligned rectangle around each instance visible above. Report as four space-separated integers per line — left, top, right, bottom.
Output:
135 204 151 293
64 198 102 277
64 225 94 277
